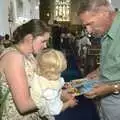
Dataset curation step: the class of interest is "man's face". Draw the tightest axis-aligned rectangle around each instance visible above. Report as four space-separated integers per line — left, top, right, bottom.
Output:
79 10 110 38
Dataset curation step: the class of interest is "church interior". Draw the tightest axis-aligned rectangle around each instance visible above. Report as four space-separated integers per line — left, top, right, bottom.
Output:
0 0 120 120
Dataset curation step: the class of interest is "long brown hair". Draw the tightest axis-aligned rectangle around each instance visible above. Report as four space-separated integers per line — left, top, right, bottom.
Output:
12 19 50 44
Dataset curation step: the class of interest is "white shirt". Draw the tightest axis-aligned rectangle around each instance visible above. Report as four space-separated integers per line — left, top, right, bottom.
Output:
31 73 65 116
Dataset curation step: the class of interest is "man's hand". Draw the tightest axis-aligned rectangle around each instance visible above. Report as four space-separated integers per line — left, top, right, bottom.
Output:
84 84 113 99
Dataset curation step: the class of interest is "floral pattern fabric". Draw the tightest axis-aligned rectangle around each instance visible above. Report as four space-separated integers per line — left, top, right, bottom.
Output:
0 47 41 120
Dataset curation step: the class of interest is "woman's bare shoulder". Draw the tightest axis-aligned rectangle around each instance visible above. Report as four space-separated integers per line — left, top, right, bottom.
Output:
0 50 24 70
3 50 23 61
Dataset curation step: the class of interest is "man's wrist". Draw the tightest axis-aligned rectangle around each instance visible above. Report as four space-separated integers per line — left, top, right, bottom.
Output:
112 84 120 94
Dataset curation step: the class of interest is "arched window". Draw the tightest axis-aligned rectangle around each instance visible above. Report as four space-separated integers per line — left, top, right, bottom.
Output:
54 0 71 21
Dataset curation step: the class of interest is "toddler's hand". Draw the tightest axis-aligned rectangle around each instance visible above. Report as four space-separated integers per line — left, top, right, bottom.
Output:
67 98 78 108
63 82 72 89
61 88 76 102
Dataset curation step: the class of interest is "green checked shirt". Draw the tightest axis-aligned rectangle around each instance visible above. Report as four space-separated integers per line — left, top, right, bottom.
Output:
100 11 120 82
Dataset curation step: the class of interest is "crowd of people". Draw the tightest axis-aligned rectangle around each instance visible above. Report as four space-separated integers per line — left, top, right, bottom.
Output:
0 0 120 120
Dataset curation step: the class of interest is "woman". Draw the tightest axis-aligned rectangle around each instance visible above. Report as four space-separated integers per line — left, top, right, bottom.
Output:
0 19 51 120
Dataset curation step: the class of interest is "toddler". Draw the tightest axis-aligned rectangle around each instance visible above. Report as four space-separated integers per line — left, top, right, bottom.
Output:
31 49 77 118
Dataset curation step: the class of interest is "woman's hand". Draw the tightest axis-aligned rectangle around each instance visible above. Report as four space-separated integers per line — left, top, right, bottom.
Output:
84 84 113 99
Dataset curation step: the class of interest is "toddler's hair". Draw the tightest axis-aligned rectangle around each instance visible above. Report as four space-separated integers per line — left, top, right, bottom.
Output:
36 48 67 80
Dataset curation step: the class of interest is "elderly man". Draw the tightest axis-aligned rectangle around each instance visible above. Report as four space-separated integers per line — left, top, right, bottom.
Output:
78 0 120 120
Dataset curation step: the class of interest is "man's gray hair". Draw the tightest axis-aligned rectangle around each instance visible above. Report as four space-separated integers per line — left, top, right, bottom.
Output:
77 0 111 15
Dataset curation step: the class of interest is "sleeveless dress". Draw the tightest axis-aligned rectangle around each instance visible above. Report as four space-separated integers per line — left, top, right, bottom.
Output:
0 47 41 120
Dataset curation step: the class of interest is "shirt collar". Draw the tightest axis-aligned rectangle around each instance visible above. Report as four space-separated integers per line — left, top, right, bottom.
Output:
107 11 120 40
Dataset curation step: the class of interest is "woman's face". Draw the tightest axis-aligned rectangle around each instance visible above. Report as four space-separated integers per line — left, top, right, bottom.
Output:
32 32 50 54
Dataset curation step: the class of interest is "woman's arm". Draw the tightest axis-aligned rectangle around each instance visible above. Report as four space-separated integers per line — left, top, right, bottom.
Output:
4 52 37 114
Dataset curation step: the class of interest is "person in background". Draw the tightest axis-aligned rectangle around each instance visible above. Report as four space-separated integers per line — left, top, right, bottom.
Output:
51 20 61 50
4 34 9 40
0 35 4 41
78 0 120 120
0 19 51 120
3 34 11 48
77 35 91 57
30 48 77 118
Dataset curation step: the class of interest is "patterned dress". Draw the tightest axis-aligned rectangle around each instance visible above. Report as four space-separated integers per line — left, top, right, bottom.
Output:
0 47 41 120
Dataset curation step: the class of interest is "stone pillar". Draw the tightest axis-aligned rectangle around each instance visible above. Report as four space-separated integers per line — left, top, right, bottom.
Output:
0 0 9 35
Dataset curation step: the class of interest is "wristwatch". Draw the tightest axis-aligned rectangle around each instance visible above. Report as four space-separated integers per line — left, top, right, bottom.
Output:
112 84 120 94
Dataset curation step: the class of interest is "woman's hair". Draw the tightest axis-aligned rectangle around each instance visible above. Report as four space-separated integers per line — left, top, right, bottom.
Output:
36 48 67 80
77 0 110 15
12 19 50 44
